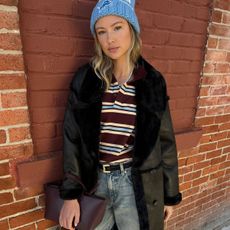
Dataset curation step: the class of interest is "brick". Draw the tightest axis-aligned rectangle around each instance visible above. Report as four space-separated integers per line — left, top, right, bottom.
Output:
207 37 218 48
0 177 16 190
26 54 85 73
184 170 202 182
202 76 230 85
182 186 199 198
20 0 73 15
209 24 230 37
15 224 36 230
28 74 71 91
36 219 57 230
14 185 43 200
211 155 227 165
215 114 230 123
180 181 192 191
0 0 17 5
224 147 230 154
193 160 211 171
192 176 209 186
199 142 217 153
223 13 230 24
219 39 230 50
206 50 227 62
0 143 33 160
211 132 228 141
210 170 225 180
31 107 65 123
0 199 36 219
1 92 27 108
0 162 10 176
21 13 91 38
202 164 219 176
203 63 215 73
198 97 218 106
206 149 222 159
219 122 230 131
0 11 18 30
23 34 74 55
199 135 211 145
29 91 68 108
215 63 230 73
186 154 205 165
218 139 230 148
32 123 56 139
0 130 7 144
182 19 208 34
195 116 215 127
210 85 227 96
199 87 209 96
0 220 9 229
0 33 22 50
212 10 222 23
0 74 26 90
0 192 13 205
0 109 29 126
34 137 63 154
214 0 230 11
219 161 230 169
0 54 24 71
9 127 31 143
9 209 44 228
76 39 94 56
205 106 225 116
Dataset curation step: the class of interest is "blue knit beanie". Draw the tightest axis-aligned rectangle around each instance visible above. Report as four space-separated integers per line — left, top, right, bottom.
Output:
90 0 140 35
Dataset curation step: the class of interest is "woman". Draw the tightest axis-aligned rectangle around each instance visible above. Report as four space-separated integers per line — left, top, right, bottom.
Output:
59 0 182 229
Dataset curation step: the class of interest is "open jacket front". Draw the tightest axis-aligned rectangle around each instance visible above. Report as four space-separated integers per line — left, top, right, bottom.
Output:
60 56 182 230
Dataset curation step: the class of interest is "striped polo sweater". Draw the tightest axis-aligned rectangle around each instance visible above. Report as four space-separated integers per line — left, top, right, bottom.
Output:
99 66 146 164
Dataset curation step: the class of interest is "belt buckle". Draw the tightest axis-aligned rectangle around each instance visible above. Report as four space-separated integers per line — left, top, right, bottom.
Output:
102 164 111 173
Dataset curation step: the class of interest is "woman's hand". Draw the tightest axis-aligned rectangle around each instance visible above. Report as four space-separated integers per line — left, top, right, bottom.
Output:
164 205 173 222
59 199 80 230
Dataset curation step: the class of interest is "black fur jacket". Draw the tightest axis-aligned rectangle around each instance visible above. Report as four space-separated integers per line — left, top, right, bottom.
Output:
60 56 182 230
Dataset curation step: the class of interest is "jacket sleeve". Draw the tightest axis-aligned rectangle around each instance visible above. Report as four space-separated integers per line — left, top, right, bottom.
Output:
160 101 182 206
59 75 85 200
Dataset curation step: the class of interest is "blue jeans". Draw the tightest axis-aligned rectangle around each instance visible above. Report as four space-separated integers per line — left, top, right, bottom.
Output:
94 167 140 230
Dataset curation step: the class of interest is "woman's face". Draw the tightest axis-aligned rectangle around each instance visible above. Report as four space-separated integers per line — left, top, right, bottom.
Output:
95 15 132 61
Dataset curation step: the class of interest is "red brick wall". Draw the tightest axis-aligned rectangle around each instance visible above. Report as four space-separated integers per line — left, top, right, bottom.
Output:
0 0 229 229
165 1 230 229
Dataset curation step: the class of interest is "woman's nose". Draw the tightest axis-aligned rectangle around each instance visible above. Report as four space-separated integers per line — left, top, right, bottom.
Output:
107 32 115 44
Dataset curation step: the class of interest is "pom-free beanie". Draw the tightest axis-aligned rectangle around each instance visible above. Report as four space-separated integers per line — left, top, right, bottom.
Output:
90 0 140 35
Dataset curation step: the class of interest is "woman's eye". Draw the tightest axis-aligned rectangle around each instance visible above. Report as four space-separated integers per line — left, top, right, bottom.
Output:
97 31 105 35
114 26 122 31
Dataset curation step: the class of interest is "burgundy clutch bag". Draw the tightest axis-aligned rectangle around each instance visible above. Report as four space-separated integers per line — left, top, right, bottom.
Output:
44 178 107 230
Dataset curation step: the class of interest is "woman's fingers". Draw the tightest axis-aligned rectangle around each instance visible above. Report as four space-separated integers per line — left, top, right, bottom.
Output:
59 199 80 229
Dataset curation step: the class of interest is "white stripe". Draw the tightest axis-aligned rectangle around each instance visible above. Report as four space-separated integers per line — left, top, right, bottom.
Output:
100 122 135 129
100 130 131 136
102 109 136 115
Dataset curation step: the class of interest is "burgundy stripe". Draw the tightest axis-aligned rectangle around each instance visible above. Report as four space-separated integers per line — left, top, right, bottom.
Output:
100 133 134 145
99 151 133 162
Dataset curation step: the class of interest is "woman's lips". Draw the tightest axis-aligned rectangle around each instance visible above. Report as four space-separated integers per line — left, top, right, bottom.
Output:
108 47 119 53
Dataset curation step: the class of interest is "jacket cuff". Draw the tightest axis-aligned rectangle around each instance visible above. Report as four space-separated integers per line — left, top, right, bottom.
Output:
164 192 182 205
59 187 83 200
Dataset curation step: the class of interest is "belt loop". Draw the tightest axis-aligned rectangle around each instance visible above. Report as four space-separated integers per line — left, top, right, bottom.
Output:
120 163 125 173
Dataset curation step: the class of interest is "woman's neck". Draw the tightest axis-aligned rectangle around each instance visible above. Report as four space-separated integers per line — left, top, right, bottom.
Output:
113 58 134 85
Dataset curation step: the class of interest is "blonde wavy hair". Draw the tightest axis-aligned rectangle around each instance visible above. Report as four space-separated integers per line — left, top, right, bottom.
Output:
91 23 142 91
